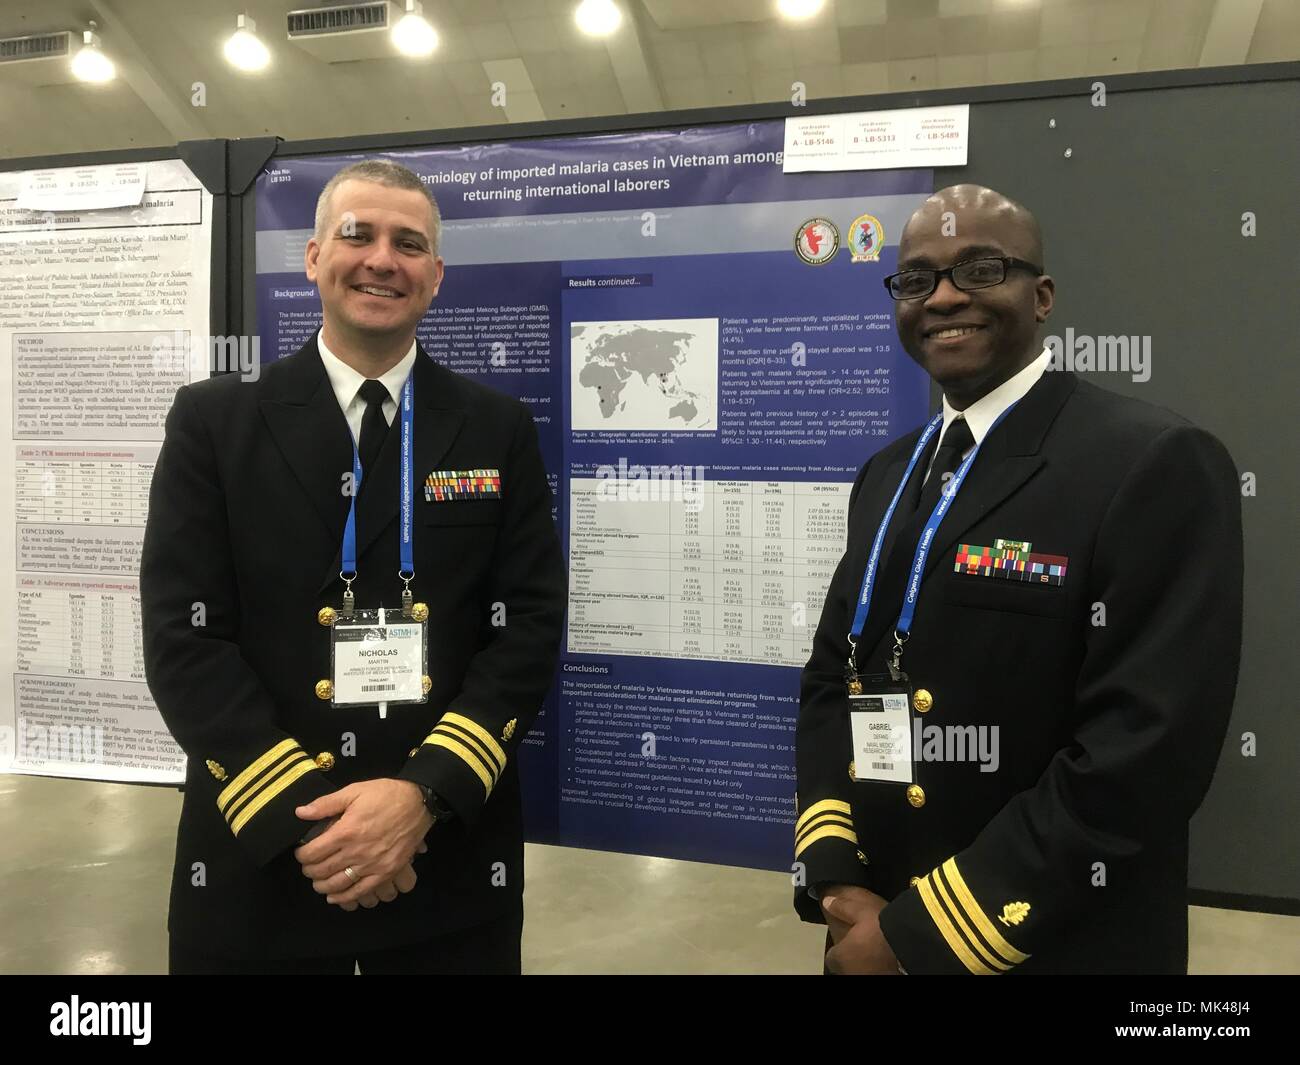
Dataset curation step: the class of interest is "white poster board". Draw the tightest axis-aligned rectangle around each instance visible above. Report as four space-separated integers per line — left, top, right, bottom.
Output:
0 158 213 783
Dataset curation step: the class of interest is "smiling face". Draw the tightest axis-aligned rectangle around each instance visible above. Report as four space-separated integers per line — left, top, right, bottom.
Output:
894 187 1054 409
304 178 444 351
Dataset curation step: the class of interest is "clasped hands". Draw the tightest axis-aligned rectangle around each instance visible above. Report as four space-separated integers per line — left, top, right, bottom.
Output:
820 885 902 975
294 778 434 911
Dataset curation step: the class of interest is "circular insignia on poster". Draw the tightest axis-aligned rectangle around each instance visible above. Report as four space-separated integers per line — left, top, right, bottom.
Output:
848 213 885 262
794 217 840 265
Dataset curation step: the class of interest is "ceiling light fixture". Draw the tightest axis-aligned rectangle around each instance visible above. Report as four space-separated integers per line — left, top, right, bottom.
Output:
392 0 439 57
224 14 270 72
776 0 826 20
575 0 622 37
71 24 115 83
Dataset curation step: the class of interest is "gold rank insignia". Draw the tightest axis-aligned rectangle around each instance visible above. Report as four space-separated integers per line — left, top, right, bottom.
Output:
847 760 856 780
411 602 429 623
206 760 227 782
847 677 863 696
317 606 336 627
314 751 335 771
422 675 433 694
912 688 933 713
315 679 334 701
502 718 517 741
999 901 1031 927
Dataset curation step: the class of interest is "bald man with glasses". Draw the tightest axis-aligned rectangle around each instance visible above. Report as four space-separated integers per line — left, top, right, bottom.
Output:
794 184 1243 975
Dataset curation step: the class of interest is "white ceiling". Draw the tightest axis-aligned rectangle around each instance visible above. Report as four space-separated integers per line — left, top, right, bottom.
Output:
0 0 1296 159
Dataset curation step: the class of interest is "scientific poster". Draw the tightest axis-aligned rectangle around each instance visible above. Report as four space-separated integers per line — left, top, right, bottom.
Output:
255 119 931 869
0 160 212 782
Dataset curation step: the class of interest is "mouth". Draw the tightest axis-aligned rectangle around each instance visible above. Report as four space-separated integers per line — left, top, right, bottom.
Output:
924 324 986 342
351 283 404 299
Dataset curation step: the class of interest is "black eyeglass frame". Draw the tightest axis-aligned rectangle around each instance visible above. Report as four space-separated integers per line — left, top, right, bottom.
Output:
882 256 1044 300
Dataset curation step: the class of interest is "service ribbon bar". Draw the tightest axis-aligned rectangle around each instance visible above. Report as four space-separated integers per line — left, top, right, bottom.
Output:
955 543 1068 586
424 468 502 502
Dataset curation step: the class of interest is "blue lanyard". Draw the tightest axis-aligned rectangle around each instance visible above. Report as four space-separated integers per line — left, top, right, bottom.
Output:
341 373 415 586
847 403 1018 673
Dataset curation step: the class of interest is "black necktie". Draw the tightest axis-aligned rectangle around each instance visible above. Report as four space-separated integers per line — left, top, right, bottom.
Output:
914 417 975 518
356 379 390 475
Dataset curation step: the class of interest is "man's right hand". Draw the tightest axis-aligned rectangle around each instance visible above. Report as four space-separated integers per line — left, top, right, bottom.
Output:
819 883 883 943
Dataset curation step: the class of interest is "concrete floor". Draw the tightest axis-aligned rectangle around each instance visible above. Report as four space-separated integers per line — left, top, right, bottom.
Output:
1 774 1296 975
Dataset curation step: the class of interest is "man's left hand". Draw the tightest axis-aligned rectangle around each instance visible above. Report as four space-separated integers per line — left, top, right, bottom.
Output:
822 890 901 975
294 779 435 906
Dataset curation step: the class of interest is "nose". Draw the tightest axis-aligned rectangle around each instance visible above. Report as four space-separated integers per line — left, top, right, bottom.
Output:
361 236 399 274
923 275 971 313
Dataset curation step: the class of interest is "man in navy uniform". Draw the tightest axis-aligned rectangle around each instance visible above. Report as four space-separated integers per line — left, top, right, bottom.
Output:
142 159 565 974
794 184 1242 974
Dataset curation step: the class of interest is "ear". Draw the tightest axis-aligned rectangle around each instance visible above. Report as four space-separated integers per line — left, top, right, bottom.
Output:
429 255 446 299
1035 273 1055 323
305 237 321 283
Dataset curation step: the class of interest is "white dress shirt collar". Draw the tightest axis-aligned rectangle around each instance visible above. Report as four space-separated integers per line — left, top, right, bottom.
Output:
940 345 1051 446
317 330 417 434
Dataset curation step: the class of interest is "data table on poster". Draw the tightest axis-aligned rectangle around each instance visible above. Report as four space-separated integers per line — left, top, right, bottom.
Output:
567 477 849 666
13 458 154 525
15 586 146 682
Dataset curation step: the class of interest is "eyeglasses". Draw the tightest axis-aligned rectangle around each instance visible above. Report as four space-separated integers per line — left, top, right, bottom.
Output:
882 256 1043 301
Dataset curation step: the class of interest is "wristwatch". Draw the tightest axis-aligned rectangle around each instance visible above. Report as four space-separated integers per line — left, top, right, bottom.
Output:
416 784 454 824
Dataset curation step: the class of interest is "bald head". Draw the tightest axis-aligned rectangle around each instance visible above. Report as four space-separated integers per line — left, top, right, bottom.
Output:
890 184 1054 410
902 184 1044 269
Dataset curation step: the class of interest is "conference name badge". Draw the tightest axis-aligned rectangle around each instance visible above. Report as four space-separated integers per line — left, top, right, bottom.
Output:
846 671 914 785
320 372 429 717
329 607 429 711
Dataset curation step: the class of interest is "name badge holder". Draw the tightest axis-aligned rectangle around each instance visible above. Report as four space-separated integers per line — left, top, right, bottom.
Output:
847 671 914 784
330 608 429 713
321 375 429 717
844 404 1018 782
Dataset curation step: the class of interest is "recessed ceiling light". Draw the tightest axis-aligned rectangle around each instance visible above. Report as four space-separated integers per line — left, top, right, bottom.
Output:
575 0 622 37
393 0 439 57
224 14 270 72
71 28 115 83
777 0 826 20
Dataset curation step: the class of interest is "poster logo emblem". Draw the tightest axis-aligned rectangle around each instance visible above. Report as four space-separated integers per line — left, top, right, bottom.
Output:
795 217 839 265
848 213 885 262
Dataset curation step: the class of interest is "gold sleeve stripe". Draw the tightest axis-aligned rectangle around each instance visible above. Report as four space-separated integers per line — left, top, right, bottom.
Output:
796 799 851 834
440 713 507 769
930 867 1013 973
218 739 301 812
916 874 999 976
434 721 502 779
941 858 1030 964
423 733 494 796
222 751 306 825
230 759 319 836
794 811 854 847
794 824 857 859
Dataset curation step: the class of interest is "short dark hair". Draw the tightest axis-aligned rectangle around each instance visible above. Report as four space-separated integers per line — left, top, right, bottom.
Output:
314 159 441 252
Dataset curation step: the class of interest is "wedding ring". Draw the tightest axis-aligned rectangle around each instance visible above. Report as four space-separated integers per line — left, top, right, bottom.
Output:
344 866 358 883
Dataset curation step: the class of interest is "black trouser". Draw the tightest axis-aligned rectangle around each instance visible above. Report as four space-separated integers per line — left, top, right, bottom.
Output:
169 907 522 975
